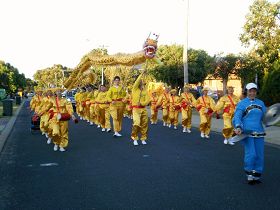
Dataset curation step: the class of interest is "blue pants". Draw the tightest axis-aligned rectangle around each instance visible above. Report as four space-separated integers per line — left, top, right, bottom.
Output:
243 137 264 174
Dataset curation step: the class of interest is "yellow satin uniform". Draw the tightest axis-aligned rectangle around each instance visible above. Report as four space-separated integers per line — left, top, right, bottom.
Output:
196 95 216 135
215 94 240 139
180 92 196 129
106 86 126 133
131 73 151 141
95 91 111 129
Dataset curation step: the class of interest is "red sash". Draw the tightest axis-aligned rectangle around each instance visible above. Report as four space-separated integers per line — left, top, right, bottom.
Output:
224 95 235 114
202 96 213 115
55 97 71 121
132 105 145 109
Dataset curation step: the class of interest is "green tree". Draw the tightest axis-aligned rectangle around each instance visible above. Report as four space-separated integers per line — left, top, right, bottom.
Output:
149 45 184 88
188 49 214 84
240 0 280 70
211 54 240 94
235 53 264 87
259 60 280 105
150 45 213 88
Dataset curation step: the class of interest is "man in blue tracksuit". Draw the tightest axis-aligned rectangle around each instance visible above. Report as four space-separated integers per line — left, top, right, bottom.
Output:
233 83 266 184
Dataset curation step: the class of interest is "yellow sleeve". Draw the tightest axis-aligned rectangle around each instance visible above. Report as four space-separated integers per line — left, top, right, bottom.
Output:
132 73 144 91
66 101 74 116
209 97 216 110
142 89 151 106
40 99 53 115
215 96 225 112
156 95 163 107
106 88 113 102
190 94 197 106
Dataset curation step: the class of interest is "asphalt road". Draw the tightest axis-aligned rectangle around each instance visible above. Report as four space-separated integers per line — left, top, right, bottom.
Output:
1 101 280 210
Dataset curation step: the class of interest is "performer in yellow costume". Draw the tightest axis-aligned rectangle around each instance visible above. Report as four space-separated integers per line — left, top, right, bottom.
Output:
89 88 97 126
74 88 82 119
168 89 181 129
106 76 126 137
43 88 76 152
38 90 52 139
85 86 94 124
196 87 216 138
215 86 240 145
95 85 111 132
131 71 151 146
38 89 54 144
150 91 159 124
156 86 170 127
180 84 196 133
123 89 133 119
77 88 87 120
30 90 43 112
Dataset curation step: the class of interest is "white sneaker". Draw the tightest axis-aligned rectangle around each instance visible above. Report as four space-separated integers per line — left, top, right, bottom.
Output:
90 122 94 126
97 125 101 128
224 139 228 144
168 124 171 128
201 133 205 138
247 175 254 181
45 134 48 138
87 120 90 123
133 140 138 146
106 128 111 132
205 135 210 139
187 128 191 133
42 132 45 136
102 128 105 132
228 141 235 145
183 128 187 133
59 147 66 152
174 126 177 130
53 144 58 151
114 132 122 137
142 140 147 145
163 122 166 126
80 117 83 120
47 138 52 144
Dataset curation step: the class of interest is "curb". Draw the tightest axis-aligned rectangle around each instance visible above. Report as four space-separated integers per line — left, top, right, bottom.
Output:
0 99 26 154
146 107 280 146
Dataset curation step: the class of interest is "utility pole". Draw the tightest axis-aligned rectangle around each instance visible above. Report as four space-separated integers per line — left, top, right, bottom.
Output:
183 0 190 84
99 44 109 85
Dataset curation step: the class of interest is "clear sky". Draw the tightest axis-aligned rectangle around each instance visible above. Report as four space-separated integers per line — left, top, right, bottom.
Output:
0 0 258 78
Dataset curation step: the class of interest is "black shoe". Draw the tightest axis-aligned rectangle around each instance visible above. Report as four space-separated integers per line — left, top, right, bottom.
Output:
247 180 256 185
254 179 262 184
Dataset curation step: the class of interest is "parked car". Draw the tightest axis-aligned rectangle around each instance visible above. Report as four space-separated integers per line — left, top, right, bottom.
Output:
27 92 34 97
207 89 219 101
64 89 77 112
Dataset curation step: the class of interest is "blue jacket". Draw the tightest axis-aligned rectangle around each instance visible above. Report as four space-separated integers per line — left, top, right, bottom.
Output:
233 97 266 133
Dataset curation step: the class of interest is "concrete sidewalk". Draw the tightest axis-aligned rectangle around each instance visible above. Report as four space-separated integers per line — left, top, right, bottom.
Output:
147 107 280 146
0 99 27 153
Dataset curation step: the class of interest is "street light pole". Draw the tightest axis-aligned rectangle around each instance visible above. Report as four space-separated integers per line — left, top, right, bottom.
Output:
99 44 109 85
183 0 190 84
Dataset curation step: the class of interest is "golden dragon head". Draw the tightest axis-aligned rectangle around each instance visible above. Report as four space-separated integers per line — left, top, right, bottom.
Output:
143 33 159 59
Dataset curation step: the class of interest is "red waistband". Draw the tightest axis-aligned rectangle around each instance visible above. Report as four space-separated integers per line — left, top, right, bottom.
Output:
132 105 145 109
112 98 123 102
96 102 110 105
